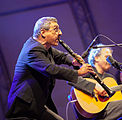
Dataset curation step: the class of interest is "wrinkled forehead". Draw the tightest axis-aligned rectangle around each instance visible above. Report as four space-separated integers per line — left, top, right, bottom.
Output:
49 21 59 28
101 48 112 56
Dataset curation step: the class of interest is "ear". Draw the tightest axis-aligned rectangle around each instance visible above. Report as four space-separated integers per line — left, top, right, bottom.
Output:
95 56 100 63
40 29 46 38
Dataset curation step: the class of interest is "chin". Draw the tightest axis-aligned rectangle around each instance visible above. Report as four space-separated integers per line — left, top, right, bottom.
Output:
104 69 109 72
104 67 111 72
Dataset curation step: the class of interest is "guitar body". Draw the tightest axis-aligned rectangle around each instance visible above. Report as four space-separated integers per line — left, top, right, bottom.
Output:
71 77 122 118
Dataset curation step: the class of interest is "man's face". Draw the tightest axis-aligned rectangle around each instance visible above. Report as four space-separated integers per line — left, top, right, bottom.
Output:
43 21 62 46
95 48 112 72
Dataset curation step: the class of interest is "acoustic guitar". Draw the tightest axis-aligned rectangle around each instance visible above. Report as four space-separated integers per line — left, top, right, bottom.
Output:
71 77 122 118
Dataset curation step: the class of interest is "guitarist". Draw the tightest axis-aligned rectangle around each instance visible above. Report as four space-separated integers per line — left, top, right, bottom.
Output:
71 44 122 120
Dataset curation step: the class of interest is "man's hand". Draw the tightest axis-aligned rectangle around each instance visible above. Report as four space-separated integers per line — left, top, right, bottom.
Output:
72 59 81 66
95 83 108 96
72 54 85 66
77 63 95 76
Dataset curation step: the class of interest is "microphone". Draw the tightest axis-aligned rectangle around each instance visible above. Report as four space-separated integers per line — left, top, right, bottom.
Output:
81 37 97 58
106 56 122 71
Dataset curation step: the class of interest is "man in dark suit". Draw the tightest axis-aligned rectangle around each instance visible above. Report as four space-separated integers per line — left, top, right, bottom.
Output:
6 17 100 120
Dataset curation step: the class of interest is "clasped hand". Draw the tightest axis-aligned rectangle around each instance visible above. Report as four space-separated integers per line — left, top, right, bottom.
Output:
72 57 95 76
95 83 108 96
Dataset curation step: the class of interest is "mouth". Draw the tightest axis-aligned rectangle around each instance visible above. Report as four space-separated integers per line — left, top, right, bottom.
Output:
58 35 61 40
58 38 60 41
55 38 59 43
56 40 59 43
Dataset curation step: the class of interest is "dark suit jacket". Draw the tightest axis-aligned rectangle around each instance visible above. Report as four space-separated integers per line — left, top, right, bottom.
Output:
7 37 95 117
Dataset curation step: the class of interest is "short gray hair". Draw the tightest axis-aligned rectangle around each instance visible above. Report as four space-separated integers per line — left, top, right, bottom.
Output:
33 17 57 38
88 44 112 67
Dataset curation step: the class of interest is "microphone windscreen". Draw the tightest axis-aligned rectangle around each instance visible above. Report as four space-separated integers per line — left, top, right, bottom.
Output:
106 56 122 71
106 56 114 65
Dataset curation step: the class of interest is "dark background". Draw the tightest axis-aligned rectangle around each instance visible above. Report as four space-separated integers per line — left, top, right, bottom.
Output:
0 0 122 120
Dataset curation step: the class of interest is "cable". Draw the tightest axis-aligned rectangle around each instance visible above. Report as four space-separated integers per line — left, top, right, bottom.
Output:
95 34 122 48
66 99 77 120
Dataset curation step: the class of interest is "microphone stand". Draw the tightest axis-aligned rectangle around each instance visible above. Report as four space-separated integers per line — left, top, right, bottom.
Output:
93 43 122 48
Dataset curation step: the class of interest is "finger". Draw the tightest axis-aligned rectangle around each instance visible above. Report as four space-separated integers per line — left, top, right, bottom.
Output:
102 91 107 96
88 70 96 74
87 67 94 70
85 64 92 67
87 66 94 69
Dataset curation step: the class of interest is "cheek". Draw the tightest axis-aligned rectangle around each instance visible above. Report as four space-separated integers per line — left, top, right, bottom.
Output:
99 60 109 67
46 35 55 41
104 62 111 69
106 63 111 68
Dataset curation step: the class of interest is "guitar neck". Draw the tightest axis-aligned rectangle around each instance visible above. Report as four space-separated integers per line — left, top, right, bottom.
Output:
111 84 122 92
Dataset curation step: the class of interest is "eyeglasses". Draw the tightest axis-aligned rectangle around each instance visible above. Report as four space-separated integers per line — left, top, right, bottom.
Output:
49 27 61 33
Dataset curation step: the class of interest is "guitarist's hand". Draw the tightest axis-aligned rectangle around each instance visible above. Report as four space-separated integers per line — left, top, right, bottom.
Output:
78 63 95 76
95 83 108 96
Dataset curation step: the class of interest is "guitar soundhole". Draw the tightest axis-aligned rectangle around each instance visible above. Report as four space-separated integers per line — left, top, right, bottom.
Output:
98 95 109 102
